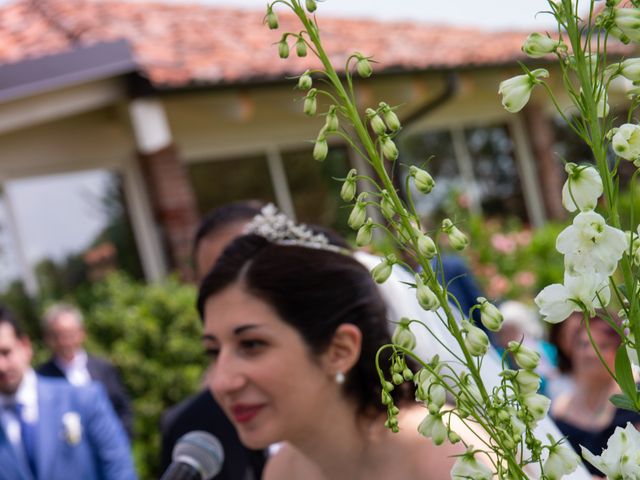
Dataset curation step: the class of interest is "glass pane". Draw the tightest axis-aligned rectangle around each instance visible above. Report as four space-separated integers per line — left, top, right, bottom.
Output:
188 155 276 214
400 129 462 221
0 170 143 332
465 124 527 220
281 147 352 237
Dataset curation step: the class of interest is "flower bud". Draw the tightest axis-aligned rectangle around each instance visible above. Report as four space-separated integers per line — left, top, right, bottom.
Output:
613 8 640 44
498 68 548 113
366 108 387 135
417 234 437 259
620 58 640 82
416 275 440 311
305 0 317 12
348 193 367 230
477 297 503 332
561 162 603 213
448 431 461 444
522 32 560 58
303 89 318 116
381 135 399 161
392 318 417 350
340 169 357 202
313 135 328 161
512 369 541 394
324 105 339 132
278 36 289 59
380 190 395 219
371 255 396 284
379 102 401 131
356 218 374 247
381 390 392 405
442 218 469 251
402 368 413 381
264 6 278 29
356 55 373 78
507 341 541 371
297 70 312 90
462 320 489 357
409 165 435 194
521 392 551 422
295 37 307 57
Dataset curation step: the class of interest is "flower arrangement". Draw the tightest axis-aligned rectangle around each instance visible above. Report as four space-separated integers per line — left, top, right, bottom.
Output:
264 0 640 478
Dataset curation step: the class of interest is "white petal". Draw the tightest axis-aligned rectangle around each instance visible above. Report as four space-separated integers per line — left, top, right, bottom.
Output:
535 283 576 323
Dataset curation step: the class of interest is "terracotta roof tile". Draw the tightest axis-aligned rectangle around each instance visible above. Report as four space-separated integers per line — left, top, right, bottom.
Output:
0 0 550 88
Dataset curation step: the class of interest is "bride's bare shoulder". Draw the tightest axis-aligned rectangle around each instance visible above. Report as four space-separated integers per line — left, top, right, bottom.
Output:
263 443 324 480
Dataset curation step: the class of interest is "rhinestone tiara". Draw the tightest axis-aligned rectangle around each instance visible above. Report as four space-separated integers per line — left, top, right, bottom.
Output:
244 204 346 254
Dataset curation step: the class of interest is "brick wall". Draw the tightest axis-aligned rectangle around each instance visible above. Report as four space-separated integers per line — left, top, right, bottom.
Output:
138 145 199 280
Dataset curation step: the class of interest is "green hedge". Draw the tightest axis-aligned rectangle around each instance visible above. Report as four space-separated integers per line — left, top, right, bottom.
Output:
77 273 205 479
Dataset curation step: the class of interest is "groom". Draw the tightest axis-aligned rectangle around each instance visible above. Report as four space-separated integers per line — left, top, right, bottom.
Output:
0 305 136 480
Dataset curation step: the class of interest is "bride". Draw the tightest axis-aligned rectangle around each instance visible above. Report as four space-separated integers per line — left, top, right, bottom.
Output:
196 220 469 479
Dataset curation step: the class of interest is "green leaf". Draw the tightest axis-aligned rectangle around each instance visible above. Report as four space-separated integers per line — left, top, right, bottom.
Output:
615 345 637 406
610 393 639 413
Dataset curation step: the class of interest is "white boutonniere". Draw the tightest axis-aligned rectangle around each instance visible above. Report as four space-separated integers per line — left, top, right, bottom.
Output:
61 412 82 446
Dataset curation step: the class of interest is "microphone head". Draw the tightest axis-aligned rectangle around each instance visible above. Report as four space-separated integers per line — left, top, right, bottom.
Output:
172 431 224 480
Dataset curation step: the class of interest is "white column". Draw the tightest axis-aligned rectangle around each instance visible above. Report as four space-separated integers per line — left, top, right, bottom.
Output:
450 127 482 215
121 161 167 282
509 115 546 227
128 98 172 154
266 147 296 222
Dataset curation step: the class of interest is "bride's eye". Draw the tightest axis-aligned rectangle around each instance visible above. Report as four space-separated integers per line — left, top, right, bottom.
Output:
239 339 266 356
204 347 220 361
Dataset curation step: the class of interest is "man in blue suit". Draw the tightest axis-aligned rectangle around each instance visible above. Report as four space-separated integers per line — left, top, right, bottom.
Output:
0 305 137 480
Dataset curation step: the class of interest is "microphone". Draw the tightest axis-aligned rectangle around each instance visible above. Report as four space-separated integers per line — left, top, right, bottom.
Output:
160 431 225 480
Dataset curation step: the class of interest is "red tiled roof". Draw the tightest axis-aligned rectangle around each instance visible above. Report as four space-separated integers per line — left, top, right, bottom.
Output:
0 0 537 88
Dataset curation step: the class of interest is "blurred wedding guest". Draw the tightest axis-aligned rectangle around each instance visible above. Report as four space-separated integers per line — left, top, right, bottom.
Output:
37 303 133 436
0 305 136 480
197 228 469 479
496 300 557 396
551 312 640 477
160 200 266 479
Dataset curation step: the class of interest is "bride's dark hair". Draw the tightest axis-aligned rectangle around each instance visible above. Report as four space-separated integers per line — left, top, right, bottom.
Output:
197 233 413 414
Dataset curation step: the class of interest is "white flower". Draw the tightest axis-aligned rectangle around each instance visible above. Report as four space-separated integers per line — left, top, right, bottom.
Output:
417 413 447 445
512 369 541 394
561 163 603 212
544 442 580 480
610 123 640 164
451 449 493 480
62 412 82 445
596 90 609 118
556 211 627 276
521 392 551 422
498 68 548 113
535 273 610 324
522 33 560 58
581 422 640 479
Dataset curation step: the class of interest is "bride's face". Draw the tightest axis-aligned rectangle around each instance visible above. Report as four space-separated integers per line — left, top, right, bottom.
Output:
203 284 335 449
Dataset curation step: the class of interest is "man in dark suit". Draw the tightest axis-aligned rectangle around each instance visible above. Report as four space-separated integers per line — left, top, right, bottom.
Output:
0 305 136 480
160 201 266 479
36 303 133 436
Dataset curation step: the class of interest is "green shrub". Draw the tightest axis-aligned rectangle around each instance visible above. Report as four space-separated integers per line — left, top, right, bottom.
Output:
78 272 204 479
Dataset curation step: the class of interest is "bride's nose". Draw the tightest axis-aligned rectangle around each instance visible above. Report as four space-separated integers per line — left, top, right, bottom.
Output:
209 349 247 396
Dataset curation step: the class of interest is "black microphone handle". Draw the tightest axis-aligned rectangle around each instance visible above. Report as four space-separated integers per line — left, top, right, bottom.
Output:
159 461 201 480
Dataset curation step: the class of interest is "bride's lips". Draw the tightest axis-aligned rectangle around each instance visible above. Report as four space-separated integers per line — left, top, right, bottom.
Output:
231 404 264 423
